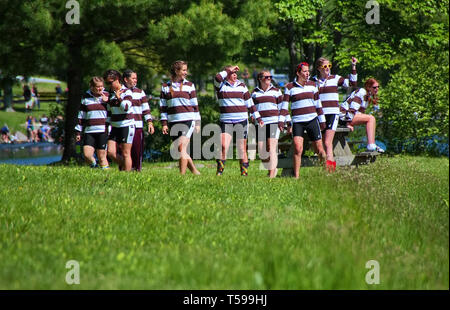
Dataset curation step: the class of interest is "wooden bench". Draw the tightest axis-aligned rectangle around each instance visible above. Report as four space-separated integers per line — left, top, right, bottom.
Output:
277 127 379 176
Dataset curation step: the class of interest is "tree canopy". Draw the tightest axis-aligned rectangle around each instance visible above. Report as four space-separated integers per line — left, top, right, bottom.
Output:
0 0 448 158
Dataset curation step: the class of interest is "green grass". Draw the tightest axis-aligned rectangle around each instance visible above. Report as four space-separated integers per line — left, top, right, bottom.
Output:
0 156 448 289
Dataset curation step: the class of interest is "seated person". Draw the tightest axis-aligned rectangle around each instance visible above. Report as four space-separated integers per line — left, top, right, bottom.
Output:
339 78 385 153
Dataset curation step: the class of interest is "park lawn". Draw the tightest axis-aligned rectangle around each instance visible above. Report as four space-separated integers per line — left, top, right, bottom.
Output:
0 101 54 135
0 156 448 289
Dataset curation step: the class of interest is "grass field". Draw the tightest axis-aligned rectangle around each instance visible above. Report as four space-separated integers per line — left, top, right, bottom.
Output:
0 156 448 289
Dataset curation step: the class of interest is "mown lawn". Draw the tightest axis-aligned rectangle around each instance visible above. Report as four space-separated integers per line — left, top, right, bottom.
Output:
0 156 448 289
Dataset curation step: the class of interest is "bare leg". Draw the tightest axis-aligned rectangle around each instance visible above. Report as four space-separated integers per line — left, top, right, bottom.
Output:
221 133 232 161
97 149 108 167
107 140 123 168
323 129 335 162
293 136 304 179
120 143 133 171
350 113 376 145
268 138 278 178
82 145 96 165
237 138 248 164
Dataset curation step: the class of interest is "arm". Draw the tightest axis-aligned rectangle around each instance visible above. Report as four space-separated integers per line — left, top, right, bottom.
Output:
338 57 358 88
245 90 263 126
314 87 326 131
159 86 169 134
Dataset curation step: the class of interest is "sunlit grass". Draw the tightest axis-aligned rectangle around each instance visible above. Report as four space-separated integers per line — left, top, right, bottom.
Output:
0 156 448 289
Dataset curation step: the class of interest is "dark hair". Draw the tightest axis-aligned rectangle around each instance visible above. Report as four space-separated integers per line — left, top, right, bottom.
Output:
170 61 187 80
257 70 270 88
89 76 104 87
122 69 136 80
103 69 122 83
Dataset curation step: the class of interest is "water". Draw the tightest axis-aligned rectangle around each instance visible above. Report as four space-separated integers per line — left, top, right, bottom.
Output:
0 142 62 165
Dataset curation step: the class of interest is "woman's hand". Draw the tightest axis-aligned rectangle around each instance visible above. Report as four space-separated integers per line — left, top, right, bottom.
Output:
162 125 169 135
147 122 155 135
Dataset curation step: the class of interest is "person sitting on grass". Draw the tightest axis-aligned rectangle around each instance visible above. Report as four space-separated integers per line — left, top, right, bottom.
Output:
339 78 385 153
75 76 110 169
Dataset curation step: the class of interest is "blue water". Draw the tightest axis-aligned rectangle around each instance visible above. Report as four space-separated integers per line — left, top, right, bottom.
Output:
0 142 62 165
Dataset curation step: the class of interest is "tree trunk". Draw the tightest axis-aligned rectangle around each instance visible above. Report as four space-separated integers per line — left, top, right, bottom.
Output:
287 20 298 81
2 76 14 112
314 10 324 68
61 37 83 163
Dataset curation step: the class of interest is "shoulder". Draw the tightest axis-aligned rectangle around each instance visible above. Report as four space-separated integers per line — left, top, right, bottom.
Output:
285 82 295 90
306 81 316 87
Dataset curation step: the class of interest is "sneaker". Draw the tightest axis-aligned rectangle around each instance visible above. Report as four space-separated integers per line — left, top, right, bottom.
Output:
367 144 385 153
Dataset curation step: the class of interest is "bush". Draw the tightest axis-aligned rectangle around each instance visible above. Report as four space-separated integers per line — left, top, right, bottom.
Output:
379 50 449 155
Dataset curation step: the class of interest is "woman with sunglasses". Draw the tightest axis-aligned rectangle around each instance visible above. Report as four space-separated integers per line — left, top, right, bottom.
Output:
251 70 285 178
159 60 201 175
214 65 263 176
313 56 358 172
284 62 327 179
103 69 135 171
340 78 385 153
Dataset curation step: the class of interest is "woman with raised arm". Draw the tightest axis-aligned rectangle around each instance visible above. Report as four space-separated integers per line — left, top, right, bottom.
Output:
284 62 327 179
313 56 358 172
251 70 285 178
103 69 135 171
159 60 201 175
75 76 110 169
214 65 263 176
340 78 385 153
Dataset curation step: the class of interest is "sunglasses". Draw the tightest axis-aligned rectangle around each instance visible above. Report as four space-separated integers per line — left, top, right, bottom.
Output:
321 64 332 69
372 86 379 89
262 76 273 80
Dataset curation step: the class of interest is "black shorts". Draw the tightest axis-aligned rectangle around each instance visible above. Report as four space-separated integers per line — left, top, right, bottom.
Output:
324 114 339 131
256 123 280 141
83 132 108 150
169 120 195 141
108 125 135 144
292 117 322 141
220 120 248 140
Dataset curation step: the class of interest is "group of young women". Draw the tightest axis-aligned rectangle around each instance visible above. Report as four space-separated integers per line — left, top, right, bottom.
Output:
75 57 384 177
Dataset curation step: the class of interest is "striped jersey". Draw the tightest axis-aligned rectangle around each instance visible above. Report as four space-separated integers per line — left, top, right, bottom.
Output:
214 70 261 123
75 90 108 133
159 79 200 125
107 85 135 128
129 87 153 129
251 85 284 125
312 70 357 115
282 80 325 124
340 88 375 121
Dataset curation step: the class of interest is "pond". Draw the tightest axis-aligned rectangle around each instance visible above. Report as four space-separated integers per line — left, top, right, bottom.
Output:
0 142 62 165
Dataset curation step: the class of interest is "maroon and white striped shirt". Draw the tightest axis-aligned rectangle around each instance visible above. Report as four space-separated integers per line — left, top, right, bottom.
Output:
129 87 153 129
75 90 108 133
159 79 200 125
312 70 357 115
282 80 325 124
251 85 284 124
339 88 372 121
214 70 261 123
107 85 134 128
